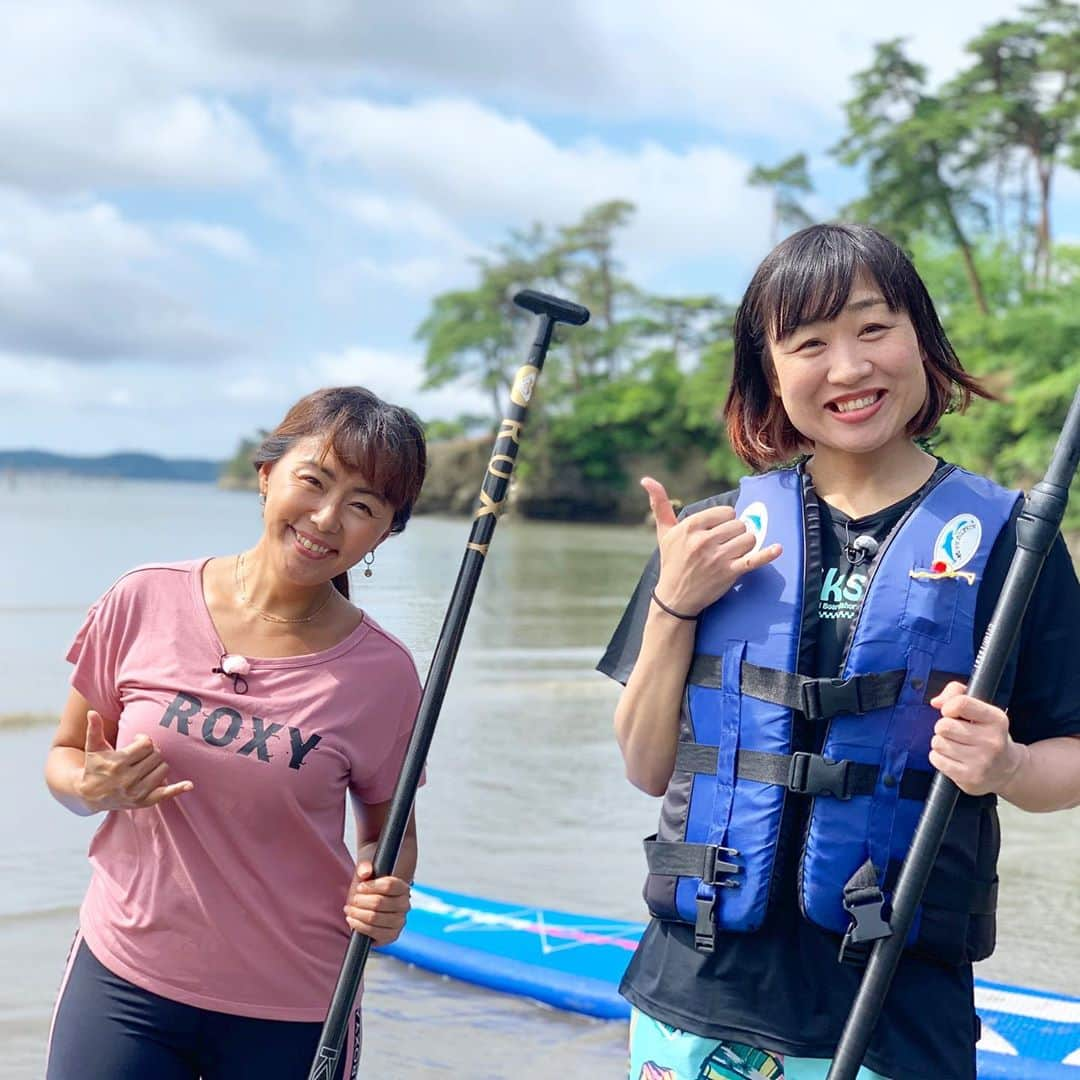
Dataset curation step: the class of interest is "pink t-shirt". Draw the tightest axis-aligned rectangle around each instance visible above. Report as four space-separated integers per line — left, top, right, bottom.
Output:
66 560 422 1020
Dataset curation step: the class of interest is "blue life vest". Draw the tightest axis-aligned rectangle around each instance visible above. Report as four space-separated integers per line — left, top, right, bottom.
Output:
642 463 1020 964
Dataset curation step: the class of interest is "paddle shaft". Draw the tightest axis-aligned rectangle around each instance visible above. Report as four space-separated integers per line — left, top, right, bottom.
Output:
307 292 588 1080
829 383 1080 1080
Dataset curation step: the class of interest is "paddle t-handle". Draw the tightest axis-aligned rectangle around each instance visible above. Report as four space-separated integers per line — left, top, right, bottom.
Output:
513 288 590 326
307 290 590 1080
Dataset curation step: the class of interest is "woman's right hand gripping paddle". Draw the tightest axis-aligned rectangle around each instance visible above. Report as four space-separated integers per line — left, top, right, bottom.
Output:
78 710 194 813
642 476 783 618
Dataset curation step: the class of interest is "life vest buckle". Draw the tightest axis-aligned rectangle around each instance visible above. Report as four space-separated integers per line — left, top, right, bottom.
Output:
702 844 742 886
694 896 717 952
838 860 893 964
693 846 742 952
843 894 892 942
839 894 893 964
800 675 861 720
787 752 852 800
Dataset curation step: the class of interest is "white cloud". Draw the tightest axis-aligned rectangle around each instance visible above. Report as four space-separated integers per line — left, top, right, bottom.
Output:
0 5 272 192
345 255 466 294
288 97 772 276
0 189 237 362
541 0 1029 134
222 375 282 404
310 346 491 421
0 352 70 401
330 192 472 249
0 89 270 193
0 352 143 409
173 222 256 260
213 345 494 431
150 2 605 99
1 1 1030 201
118 2 1026 134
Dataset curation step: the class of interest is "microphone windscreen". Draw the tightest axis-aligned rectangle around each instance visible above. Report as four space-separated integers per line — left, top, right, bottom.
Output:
852 535 879 558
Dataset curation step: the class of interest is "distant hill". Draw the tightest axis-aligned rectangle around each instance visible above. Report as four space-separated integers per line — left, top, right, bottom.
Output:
0 450 221 483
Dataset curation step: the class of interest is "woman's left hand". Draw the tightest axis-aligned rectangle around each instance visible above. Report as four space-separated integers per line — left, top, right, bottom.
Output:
929 681 1028 796
343 861 412 945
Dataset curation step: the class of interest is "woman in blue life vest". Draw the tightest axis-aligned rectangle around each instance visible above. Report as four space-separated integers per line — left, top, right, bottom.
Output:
599 224 1080 1080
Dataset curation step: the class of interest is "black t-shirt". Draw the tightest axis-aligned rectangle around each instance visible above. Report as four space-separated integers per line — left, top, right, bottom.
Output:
815 489 915 679
598 467 1080 1080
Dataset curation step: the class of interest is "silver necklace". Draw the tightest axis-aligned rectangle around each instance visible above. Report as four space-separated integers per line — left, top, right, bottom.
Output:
235 553 334 624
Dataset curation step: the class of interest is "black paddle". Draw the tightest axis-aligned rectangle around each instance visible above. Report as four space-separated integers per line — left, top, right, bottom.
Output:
828 382 1080 1080
307 289 589 1080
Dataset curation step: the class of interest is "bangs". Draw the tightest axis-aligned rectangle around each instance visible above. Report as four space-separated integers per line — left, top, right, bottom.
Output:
726 223 996 471
253 386 427 538
761 229 908 343
317 408 423 513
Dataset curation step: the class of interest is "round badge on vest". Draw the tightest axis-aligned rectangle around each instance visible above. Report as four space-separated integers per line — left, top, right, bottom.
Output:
932 513 982 572
909 512 982 585
739 501 768 554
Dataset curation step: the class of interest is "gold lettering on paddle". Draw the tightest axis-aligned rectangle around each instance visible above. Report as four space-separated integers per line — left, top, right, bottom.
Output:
488 453 515 480
498 419 524 444
510 365 540 408
474 489 505 519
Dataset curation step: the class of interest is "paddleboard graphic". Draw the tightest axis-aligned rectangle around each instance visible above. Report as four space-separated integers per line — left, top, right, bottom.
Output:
384 885 1080 1078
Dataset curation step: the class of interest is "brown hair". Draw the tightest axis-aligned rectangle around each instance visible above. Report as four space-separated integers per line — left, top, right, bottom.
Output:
253 387 427 598
724 224 995 471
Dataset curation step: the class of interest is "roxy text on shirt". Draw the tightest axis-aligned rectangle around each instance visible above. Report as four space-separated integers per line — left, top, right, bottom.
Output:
159 692 322 769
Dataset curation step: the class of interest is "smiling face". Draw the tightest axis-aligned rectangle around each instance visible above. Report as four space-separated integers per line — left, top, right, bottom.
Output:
766 272 929 463
257 435 395 588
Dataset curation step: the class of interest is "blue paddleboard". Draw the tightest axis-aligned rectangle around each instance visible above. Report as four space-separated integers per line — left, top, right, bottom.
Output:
384 885 1080 1078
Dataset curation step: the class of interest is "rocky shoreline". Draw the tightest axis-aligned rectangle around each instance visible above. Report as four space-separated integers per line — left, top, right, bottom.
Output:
219 435 718 523
413 437 718 523
220 438 1080 552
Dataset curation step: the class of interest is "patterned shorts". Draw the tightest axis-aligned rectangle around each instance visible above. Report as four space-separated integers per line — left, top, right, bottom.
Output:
628 1007 889 1080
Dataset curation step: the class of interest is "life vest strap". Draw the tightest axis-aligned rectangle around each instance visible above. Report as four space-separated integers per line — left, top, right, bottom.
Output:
687 656 962 721
836 854 1000 966
839 858 893 964
643 836 742 887
674 744 934 802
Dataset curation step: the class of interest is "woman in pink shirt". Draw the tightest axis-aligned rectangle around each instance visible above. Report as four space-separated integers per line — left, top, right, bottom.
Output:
44 386 427 1079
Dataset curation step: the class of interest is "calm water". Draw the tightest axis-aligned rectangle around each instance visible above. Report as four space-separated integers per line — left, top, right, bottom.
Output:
1 478 1077 1078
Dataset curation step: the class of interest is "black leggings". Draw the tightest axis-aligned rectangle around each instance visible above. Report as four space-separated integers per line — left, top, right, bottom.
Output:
47 938 358 1080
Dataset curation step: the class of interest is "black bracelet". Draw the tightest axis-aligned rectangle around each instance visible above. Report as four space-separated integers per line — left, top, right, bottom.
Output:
650 588 698 622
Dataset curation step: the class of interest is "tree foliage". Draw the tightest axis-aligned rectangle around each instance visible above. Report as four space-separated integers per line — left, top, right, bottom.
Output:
219 434 263 488
947 1 1080 284
403 8 1080 525
833 40 993 313
748 153 815 246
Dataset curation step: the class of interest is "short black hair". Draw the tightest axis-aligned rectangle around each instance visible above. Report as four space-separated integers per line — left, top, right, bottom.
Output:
724 223 993 470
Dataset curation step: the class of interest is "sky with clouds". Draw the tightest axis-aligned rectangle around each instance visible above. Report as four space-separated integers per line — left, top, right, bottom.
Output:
2 0 1076 459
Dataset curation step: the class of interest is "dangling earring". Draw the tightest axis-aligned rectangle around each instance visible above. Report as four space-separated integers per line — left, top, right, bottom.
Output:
259 492 266 510
363 551 375 578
